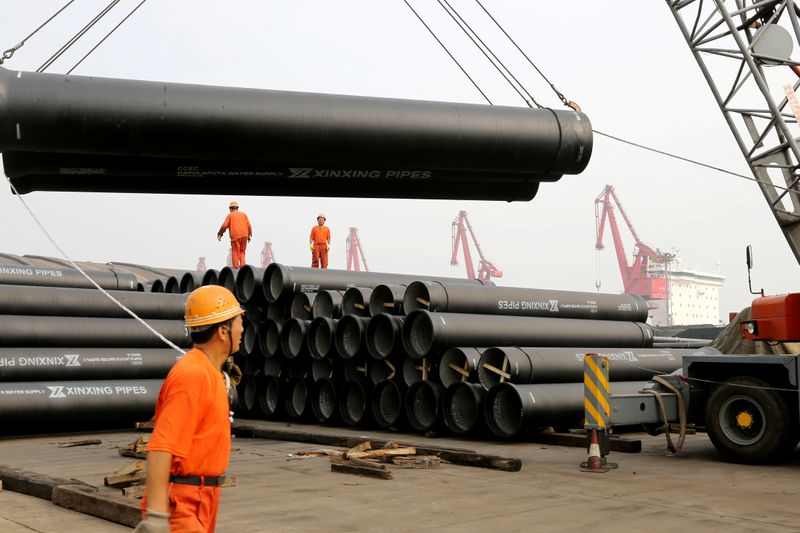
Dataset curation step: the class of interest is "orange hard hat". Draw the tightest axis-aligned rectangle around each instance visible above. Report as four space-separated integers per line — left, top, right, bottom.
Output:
229 201 239 208
317 213 326 220
184 285 244 329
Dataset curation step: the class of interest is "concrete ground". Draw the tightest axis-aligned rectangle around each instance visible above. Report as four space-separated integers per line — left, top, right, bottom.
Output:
0 420 798 532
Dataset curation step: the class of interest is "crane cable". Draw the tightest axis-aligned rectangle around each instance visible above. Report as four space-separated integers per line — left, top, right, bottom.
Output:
0 0 78 65
38 0 122 72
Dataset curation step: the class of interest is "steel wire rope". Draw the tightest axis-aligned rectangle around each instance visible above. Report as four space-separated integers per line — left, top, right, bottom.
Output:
2 174 186 356
401 0 492 104
37 0 121 73
435 0 537 107
0 0 78 65
67 0 149 74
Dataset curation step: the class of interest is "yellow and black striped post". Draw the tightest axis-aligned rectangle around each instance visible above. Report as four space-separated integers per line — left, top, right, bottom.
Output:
583 353 610 431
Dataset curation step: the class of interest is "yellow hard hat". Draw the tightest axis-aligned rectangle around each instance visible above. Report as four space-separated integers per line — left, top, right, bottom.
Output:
184 285 244 329
229 201 239 208
317 213 326 220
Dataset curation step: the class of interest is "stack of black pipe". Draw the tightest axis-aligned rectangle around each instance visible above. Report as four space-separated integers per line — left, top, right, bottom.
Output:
228 263 718 439
0 264 190 433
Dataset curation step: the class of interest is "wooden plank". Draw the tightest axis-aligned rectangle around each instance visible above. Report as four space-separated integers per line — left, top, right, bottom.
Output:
433 451 521 472
331 462 393 480
0 465 73 500
119 447 147 459
122 483 146 499
345 447 416 459
347 441 372 453
57 439 102 448
52 483 141 527
135 421 154 432
104 460 145 488
391 456 441 469
331 455 386 471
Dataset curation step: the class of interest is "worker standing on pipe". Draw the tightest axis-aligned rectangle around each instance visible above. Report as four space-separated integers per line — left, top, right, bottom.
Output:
309 213 331 269
217 201 252 268
136 285 244 533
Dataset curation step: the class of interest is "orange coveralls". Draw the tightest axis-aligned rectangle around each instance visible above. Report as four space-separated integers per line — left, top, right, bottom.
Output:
218 211 252 268
310 225 331 269
143 348 231 532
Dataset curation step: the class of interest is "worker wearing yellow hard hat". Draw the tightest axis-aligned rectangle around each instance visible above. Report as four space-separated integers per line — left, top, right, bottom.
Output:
137 285 244 533
309 212 331 269
217 201 252 269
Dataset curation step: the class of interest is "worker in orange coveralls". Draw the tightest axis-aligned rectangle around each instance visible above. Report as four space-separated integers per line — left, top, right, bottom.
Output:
135 285 244 533
309 212 331 269
217 201 252 268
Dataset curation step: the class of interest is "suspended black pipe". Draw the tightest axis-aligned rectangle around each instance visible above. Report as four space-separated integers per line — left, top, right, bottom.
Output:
401 355 438 387
0 315 191 348
290 292 317 320
337 380 372 426
0 378 162 433
402 310 654 359
285 376 308 419
0 348 179 381
365 313 405 360
653 340 714 349
405 381 445 432
201 268 219 286
312 290 344 319
372 379 407 429
235 266 267 305
369 284 407 316
438 347 485 388
342 287 373 317
443 382 487 436
164 276 181 294
310 377 338 423
0 263 137 291
485 381 646 437
150 279 165 293
180 271 202 293
280 318 310 360
218 267 239 295
334 315 370 360
308 317 338 360
403 280 649 322
0 67 592 194
0 284 186 319
476 346 717 389
263 263 493 303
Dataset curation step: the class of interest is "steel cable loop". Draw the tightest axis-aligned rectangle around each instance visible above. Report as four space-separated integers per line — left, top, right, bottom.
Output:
3 174 186 356
0 0 78 65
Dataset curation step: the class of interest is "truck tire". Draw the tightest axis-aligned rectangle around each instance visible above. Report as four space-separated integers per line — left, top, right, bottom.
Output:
705 376 799 464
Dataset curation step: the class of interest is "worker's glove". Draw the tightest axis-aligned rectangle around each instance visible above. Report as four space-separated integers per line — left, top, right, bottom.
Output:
133 509 170 533
226 357 242 386
309 244 314 252
326 244 330 252
217 235 222 242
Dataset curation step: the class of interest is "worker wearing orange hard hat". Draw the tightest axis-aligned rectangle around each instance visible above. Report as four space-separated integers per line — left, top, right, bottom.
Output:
217 201 252 269
309 213 331 269
136 285 244 533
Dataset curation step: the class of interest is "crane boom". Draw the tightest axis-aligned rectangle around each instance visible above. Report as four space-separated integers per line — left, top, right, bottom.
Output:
261 242 276 268
346 227 369 272
668 0 800 265
451 210 502 280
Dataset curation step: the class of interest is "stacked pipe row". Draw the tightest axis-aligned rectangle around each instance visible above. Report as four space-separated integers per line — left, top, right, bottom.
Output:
0 264 190 432
228 263 717 438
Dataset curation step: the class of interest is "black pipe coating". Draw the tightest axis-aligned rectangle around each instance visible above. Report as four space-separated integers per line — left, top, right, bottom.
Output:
401 356 438 387
476 346 715 389
0 315 191 348
261 319 283 357
308 317 338 360
0 348 179 381
369 284 407 316
150 279 165 293
401 310 654 359
365 314 405 361
368 354 401 386
0 263 137 291
438 347 485 388
285 377 308 419
0 284 186 319
443 382 487 436
280 318 310 360
180 271 203 293
290 292 317 320
403 280 649 322
263 356 283 377
337 380 371 426
405 381 445 432
334 315 370 360
164 276 181 294
218 267 239 295
201 269 219 286
310 358 335 382
311 290 344 319
241 322 262 358
0 67 592 195
342 287 373 317
263 263 493 303
235 266 267 305
310 377 338 423
371 379 407 429
343 355 369 384
484 381 646 437
258 376 283 418
0 379 162 433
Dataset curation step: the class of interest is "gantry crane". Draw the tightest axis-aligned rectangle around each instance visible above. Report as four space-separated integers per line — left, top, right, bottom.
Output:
261 242 276 268
594 185 673 299
451 210 503 281
346 227 369 272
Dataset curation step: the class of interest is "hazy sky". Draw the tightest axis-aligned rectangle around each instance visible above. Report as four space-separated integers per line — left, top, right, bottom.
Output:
2 0 798 320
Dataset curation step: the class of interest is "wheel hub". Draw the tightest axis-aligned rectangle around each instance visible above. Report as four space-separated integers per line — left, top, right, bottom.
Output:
735 410 754 429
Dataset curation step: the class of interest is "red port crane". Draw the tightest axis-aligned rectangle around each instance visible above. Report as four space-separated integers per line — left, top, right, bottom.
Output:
261 241 276 268
451 210 502 281
594 185 671 299
197 256 207 273
346 227 369 272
